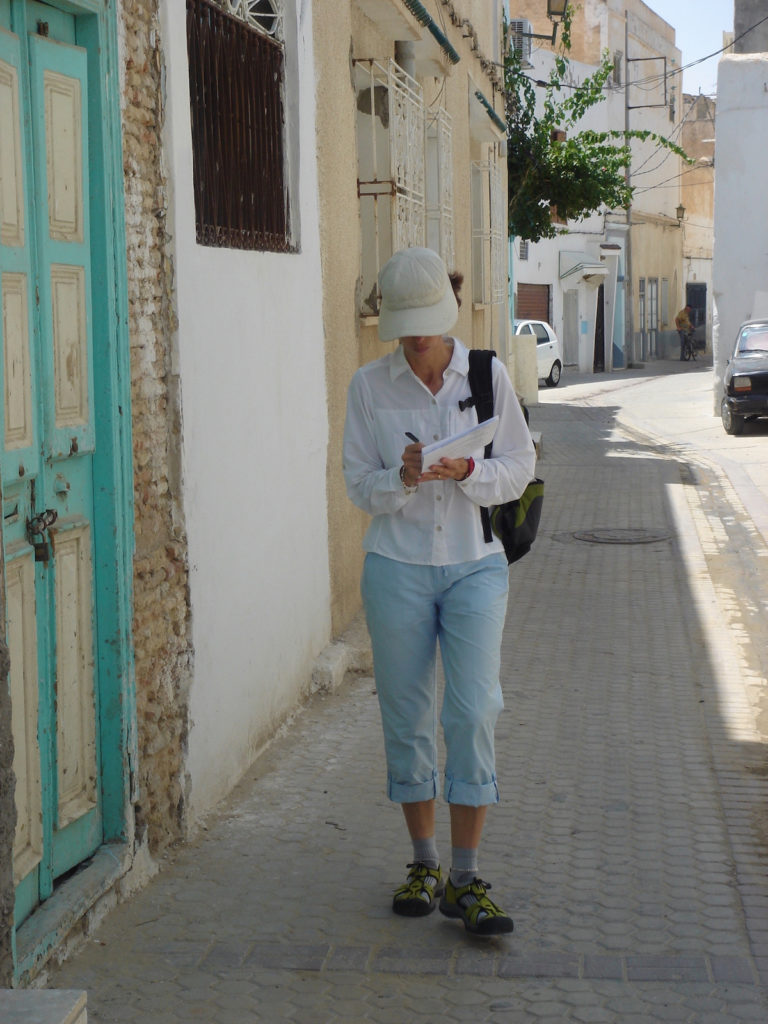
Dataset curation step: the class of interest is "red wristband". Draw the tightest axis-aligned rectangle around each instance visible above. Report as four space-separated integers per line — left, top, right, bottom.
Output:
460 457 475 481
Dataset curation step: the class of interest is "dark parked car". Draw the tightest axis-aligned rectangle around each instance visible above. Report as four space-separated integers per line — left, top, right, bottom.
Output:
721 319 768 435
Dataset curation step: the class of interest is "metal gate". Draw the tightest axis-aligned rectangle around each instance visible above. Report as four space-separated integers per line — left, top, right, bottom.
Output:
516 282 550 322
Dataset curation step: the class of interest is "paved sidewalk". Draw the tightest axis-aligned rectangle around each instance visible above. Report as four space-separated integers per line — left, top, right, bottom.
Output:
49 392 768 1022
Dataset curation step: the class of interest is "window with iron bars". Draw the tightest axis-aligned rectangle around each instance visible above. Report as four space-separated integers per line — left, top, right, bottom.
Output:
471 158 506 307
426 108 455 274
354 59 427 317
186 0 295 252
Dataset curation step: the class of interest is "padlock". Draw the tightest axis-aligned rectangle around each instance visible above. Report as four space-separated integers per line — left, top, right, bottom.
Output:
34 539 50 562
27 508 57 562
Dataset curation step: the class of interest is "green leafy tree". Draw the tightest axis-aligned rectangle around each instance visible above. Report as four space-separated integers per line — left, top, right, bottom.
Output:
505 14 689 242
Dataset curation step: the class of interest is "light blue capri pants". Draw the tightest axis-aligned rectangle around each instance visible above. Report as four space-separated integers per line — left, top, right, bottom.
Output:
361 551 509 807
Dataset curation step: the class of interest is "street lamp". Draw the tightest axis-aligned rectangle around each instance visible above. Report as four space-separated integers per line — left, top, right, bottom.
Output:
520 0 571 46
676 203 686 224
547 0 569 17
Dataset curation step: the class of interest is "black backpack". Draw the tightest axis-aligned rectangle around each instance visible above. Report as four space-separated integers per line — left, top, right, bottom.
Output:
466 350 544 564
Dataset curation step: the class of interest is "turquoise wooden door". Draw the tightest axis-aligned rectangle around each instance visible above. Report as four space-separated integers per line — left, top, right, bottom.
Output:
1 10 102 926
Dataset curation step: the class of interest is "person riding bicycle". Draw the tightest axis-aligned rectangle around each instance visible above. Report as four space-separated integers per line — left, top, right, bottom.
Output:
675 304 693 361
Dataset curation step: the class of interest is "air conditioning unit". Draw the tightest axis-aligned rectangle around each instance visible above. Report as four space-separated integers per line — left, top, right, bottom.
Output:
507 19 533 66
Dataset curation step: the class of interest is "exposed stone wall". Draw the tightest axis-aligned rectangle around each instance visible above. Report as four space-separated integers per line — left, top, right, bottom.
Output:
120 0 193 852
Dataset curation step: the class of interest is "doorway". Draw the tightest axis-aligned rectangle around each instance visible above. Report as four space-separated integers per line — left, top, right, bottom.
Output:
686 282 707 350
593 284 605 372
0 0 133 942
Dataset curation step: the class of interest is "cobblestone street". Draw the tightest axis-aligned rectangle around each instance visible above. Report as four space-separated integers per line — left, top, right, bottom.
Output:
49 372 768 1022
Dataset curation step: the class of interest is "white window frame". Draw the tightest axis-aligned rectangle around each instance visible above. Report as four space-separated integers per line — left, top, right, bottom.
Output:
426 107 455 272
354 58 426 317
471 157 506 307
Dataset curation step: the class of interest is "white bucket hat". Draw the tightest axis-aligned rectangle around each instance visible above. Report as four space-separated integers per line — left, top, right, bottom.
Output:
377 247 459 342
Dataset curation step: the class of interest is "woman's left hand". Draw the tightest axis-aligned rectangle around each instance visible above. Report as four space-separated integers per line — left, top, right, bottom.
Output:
421 457 470 483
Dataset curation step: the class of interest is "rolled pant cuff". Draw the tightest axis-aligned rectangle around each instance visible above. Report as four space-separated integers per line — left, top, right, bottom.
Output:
444 774 500 806
388 771 439 804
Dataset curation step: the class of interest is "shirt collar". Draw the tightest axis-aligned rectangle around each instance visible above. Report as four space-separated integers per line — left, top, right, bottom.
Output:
389 337 469 381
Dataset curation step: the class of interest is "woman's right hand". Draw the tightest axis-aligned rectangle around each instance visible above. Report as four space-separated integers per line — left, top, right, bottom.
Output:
401 443 423 488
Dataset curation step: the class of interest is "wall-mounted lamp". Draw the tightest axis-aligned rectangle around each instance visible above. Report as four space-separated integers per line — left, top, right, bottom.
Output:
520 0 570 46
676 203 686 223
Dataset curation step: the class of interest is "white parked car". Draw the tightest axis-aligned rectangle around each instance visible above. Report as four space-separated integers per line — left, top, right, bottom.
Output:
514 319 563 387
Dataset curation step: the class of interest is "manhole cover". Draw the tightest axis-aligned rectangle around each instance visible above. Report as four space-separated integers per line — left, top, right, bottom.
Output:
572 528 671 545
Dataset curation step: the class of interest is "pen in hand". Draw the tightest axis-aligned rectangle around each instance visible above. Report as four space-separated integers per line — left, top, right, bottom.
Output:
405 432 420 443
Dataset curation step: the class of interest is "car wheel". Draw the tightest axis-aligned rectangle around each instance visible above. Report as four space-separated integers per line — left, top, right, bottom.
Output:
545 361 562 387
721 398 744 435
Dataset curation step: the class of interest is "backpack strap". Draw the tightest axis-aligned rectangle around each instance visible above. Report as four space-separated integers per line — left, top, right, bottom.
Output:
466 350 495 544
466 349 495 424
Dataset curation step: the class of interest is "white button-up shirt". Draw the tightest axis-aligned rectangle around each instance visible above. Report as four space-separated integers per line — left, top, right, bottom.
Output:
343 339 537 566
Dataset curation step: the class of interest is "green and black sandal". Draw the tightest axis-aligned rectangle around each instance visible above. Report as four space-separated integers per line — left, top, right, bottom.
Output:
439 877 514 936
392 862 444 917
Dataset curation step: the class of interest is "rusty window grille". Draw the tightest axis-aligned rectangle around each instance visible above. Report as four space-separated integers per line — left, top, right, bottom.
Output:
186 0 294 252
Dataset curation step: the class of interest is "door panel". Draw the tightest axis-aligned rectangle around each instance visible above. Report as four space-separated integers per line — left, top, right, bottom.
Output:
43 69 84 244
0 52 24 248
30 31 100 890
54 524 96 828
1 29 43 924
50 263 88 427
2 272 33 448
8 550 42 884
1 18 102 924
563 289 578 366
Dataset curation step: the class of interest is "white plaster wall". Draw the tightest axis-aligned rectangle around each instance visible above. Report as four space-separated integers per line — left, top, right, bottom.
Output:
712 54 768 409
160 1 331 818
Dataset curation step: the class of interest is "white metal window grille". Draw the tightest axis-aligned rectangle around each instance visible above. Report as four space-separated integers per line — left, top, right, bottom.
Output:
354 58 426 317
426 108 455 271
471 159 506 306
507 20 533 66
215 0 283 39
518 239 529 261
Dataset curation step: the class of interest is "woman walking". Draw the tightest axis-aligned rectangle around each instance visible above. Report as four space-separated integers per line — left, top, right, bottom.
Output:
343 247 536 935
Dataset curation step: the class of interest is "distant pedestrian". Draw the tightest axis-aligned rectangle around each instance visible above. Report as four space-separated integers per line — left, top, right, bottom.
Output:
343 247 536 935
675 304 693 360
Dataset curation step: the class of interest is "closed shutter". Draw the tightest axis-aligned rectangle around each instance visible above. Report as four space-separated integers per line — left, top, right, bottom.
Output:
516 283 550 322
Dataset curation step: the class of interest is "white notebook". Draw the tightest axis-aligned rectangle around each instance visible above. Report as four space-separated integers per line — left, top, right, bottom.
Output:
419 416 499 470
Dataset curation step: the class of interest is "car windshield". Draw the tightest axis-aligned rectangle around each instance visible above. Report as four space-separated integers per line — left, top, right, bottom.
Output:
736 327 768 355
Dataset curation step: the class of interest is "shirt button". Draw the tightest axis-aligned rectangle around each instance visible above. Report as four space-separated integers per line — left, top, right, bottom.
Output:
436 525 442 532
433 434 439 441
436 495 443 501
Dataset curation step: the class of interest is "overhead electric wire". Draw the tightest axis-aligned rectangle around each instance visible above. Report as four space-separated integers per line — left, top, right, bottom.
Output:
514 12 768 97
633 161 712 194
627 11 768 92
